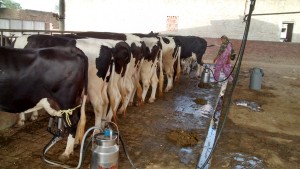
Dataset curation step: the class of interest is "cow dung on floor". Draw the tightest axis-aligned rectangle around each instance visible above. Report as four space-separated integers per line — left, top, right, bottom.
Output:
193 98 207 105
166 130 199 147
198 82 212 89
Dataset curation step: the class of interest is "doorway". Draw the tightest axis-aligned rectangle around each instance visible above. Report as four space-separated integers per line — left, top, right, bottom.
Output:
281 22 294 42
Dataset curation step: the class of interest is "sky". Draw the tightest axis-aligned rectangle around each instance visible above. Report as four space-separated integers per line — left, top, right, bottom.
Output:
13 0 59 12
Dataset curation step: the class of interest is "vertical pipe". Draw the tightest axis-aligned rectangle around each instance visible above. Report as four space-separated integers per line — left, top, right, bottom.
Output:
59 0 65 32
0 31 3 46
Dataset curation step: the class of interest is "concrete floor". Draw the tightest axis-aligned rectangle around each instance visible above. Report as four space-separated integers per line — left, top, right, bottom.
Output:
0 72 223 169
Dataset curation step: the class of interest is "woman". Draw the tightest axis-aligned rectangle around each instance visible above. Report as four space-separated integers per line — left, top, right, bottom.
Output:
213 35 233 82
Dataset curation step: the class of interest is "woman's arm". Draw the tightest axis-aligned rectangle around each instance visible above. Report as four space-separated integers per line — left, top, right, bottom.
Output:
226 53 231 64
214 54 220 63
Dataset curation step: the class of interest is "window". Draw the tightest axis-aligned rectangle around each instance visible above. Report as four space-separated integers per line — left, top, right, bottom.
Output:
167 16 179 31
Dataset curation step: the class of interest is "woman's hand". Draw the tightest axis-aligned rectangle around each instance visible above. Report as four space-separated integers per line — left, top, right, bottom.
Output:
226 58 230 64
226 54 231 64
213 56 218 63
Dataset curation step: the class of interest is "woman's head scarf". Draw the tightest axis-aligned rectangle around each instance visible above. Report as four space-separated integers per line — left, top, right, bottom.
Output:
217 35 230 56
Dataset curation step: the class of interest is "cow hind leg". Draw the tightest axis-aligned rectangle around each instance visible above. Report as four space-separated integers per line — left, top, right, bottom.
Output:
59 134 75 162
196 64 203 78
141 80 150 103
149 72 159 103
30 110 39 121
107 88 121 124
17 108 42 127
165 68 174 92
17 113 25 126
75 95 87 145
118 79 134 116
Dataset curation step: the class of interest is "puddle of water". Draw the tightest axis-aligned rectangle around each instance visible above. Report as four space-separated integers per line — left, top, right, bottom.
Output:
178 147 194 164
218 153 264 169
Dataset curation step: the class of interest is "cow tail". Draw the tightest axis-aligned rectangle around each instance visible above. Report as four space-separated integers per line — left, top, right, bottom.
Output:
159 49 164 97
176 46 181 82
75 53 88 144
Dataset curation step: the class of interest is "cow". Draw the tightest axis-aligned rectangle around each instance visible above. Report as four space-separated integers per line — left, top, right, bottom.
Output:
76 32 155 108
0 46 88 161
54 32 140 117
73 38 131 125
14 34 132 134
14 35 82 126
158 36 181 92
132 33 163 103
167 35 208 78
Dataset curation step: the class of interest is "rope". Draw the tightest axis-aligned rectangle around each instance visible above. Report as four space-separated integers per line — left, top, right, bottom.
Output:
58 104 81 127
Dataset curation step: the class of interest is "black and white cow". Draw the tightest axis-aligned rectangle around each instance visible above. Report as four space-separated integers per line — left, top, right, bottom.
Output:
132 33 163 103
168 35 208 77
0 46 88 161
158 36 181 92
14 34 132 140
76 32 163 106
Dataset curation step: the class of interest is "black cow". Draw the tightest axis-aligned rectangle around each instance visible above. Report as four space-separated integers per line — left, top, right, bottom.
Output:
0 46 88 161
169 35 208 77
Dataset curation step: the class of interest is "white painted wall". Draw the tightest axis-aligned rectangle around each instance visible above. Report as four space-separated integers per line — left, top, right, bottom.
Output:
65 0 300 42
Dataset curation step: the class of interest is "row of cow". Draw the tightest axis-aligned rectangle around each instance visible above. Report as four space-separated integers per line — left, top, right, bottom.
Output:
0 32 209 161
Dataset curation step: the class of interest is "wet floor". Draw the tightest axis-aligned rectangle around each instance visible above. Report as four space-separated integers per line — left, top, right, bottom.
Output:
212 152 264 169
0 69 223 169
116 71 222 168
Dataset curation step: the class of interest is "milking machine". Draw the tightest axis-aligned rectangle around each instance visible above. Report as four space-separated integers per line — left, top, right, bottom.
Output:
42 117 123 169
200 65 211 84
90 123 119 169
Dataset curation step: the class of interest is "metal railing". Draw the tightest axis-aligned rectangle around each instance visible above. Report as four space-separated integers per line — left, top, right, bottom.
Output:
0 29 83 46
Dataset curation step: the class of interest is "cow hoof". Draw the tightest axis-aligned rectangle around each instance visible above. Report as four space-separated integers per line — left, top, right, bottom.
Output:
31 115 38 121
117 109 123 115
135 100 144 106
58 153 70 162
128 102 133 106
148 98 155 103
16 120 25 127
164 87 171 92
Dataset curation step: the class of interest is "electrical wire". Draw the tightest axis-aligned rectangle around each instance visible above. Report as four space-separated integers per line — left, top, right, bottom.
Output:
196 0 256 168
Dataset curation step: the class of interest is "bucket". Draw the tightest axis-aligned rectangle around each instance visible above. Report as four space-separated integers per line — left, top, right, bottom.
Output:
201 65 210 83
249 67 264 90
90 127 119 169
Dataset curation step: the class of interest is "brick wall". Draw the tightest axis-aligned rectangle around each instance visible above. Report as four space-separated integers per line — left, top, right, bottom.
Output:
204 38 300 65
0 8 59 29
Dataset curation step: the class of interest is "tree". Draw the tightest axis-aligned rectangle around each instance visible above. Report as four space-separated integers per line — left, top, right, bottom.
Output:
2 0 22 9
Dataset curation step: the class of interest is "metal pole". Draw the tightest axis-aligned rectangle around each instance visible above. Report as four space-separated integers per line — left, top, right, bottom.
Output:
0 31 3 46
59 0 65 32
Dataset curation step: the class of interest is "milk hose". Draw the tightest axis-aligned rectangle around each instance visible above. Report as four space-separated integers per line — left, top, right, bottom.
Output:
119 133 137 169
75 126 102 169
204 45 241 83
42 126 101 169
